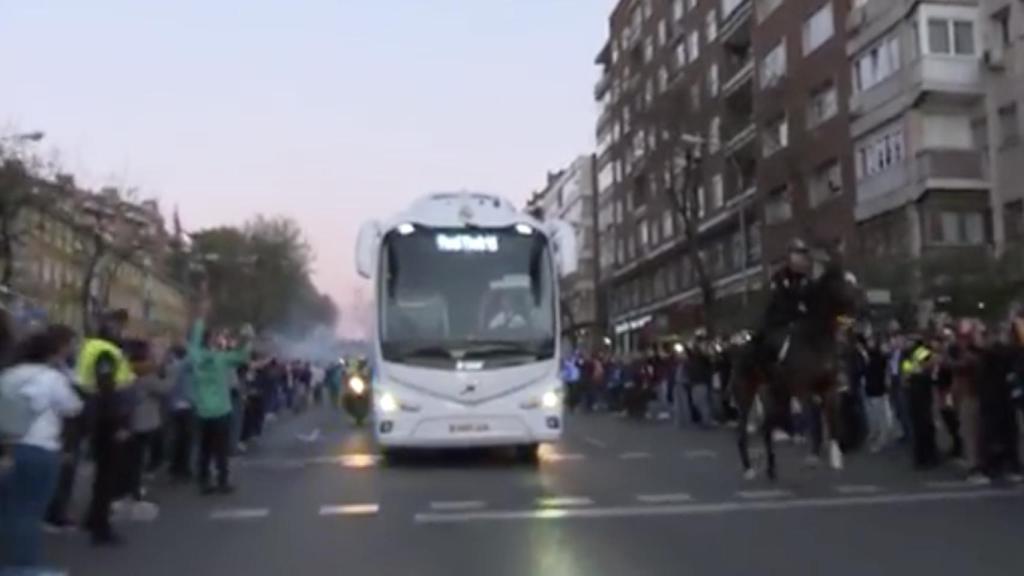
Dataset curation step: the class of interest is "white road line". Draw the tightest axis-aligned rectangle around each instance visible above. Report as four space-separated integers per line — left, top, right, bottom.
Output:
619 451 653 460
537 496 594 508
582 436 608 449
319 503 380 516
835 484 883 495
736 489 792 500
210 508 270 521
923 480 975 490
414 488 1021 524
539 452 586 462
636 493 694 504
430 501 486 512
683 449 718 459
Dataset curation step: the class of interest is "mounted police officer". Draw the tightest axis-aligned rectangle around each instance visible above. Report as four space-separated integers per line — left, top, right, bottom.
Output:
761 238 814 365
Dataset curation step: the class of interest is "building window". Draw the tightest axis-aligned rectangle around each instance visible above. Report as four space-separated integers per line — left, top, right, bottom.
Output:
706 10 718 43
675 41 687 69
856 125 905 180
710 174 724 211
709 116 721 153
808 160 843 208
657 19 667 47
708 62 719 97
927 18 975 56
663 210 675 239
999 103 1019 147
928 211 985 245
764 186 793 225
696 185 706 218
686 0 696 11
854 35 900 93
689 30 701 63
762 114 788 157
807 80 838 128
658 66 669 93
690 83 701 112
802 1 834 55
760 40 786 88
644 37 655 63
756 0 783 23
991 8 1011 51
673 0 685 22
748 224 762 261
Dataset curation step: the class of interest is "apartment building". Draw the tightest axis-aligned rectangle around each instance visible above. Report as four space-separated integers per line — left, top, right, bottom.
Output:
527 155 601 348
847 0 991 266
979 0 1024 249
595 0 856 349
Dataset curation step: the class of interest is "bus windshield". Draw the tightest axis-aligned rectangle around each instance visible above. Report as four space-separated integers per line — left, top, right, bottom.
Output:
379 227 556 367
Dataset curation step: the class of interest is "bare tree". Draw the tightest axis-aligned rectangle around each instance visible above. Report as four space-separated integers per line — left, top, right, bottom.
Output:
0 139 59 289
662 141 718 337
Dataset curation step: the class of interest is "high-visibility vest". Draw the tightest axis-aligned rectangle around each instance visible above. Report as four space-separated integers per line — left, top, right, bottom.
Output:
76 338 136 393
900 345 932 378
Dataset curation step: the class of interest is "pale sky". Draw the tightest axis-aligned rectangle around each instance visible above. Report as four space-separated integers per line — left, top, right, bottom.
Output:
0 0 614 335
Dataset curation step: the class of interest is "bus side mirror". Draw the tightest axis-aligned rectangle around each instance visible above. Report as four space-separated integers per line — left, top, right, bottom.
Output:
548 220 578 278
355 220 383 279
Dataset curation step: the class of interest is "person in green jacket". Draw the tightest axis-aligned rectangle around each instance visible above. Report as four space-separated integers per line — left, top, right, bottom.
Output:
188 302 254 495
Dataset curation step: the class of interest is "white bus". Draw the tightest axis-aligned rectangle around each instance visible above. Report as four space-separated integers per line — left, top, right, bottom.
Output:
355 192 577 461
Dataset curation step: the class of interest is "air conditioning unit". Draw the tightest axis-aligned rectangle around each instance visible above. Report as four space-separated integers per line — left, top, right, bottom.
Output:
984 48 1006 70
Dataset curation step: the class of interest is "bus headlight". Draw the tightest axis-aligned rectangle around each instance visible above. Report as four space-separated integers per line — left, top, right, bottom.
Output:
378 392 399 413
348 376 366 395
540 390 561 409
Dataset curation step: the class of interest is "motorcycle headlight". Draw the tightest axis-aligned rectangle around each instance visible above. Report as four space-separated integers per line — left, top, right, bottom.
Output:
348 376 366 395
378 391 399 413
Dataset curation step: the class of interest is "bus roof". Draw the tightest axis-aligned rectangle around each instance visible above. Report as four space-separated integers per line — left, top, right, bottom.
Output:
386 192 544 233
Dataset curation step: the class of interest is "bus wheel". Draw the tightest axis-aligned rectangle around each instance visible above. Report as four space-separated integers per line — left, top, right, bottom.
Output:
382 448 407 466
515 444 539 465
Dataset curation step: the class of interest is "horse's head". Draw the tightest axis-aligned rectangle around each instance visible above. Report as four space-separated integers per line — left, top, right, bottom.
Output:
810 260 863 327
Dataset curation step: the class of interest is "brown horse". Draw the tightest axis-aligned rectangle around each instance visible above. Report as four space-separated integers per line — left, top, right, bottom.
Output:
732 259 862 481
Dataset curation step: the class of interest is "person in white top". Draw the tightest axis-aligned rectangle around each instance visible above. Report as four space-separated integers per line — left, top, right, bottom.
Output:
0 324 82 574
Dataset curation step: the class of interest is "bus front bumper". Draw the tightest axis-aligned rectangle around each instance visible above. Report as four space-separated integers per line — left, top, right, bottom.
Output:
373 411 563 448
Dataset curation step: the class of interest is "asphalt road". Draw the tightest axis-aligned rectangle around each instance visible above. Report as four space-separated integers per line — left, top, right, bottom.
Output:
49 407 1024 576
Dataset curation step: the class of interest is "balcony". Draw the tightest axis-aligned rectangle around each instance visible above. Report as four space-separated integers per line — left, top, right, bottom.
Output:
721 58 753 98
850 55 983 130
723 122 756 156
855 148 988 221
594 72 611 100
719 0 752 48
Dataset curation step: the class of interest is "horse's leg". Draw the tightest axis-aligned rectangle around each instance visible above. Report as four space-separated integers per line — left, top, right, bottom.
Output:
761 390 778 481
802 392 824 468
824 386 845 470
736 380 756 479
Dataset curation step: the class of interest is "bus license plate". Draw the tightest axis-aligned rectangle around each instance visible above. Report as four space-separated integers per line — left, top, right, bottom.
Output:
449 422 490 434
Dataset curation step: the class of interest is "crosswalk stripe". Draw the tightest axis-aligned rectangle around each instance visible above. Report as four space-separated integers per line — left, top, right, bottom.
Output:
683 449 718 459
736 489 792 500
210 508 270 521
636 493 694 504
835 484 882 495
537 496 594 508
430 501 486 511
923 480 975 490
319 504 380 516
619 452 653 460
539 452 586 462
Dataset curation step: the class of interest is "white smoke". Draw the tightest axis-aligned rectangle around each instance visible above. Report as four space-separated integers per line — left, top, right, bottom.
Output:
260 324 367 364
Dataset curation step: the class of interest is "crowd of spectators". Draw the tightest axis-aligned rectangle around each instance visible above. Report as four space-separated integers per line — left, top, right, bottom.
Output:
0 302 327 575
565 309 1024 483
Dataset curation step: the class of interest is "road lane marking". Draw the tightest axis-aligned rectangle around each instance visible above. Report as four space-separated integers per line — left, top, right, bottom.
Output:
736 489 792 500
835 484 883 495
683 449 718 459
923 480 975 490
619 452 653 460
539 452 586 462
582 436 608 448
210 508 270 521
537 496 594 508
319 504 380 516
430 501 486 512
415 488 1021 524
636 493 694 504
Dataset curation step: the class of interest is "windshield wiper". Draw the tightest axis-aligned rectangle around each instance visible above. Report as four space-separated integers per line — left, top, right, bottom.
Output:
460 341 550 359
395 345 452 361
